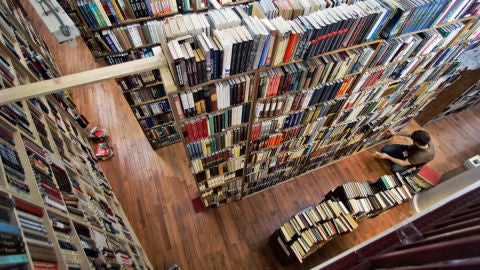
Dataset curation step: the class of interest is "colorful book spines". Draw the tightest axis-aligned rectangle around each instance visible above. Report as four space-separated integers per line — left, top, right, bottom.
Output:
183 103 250 142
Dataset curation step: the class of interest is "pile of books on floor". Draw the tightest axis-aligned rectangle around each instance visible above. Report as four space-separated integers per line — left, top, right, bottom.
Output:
276 169 440 263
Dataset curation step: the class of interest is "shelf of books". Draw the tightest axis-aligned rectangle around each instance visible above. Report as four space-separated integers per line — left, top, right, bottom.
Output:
0 1 153 269
272 172 425 263
59 0 246 61
105 47 181 149
157 1 480 209
427 78 480 125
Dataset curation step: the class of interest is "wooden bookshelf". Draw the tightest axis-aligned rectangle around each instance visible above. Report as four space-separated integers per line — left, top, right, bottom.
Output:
153 3 480 209
415 69 480 126
0 2 153 269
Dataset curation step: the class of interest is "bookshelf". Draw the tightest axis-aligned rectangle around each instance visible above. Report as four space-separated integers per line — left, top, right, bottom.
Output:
154 1 480 208
59 0 246 61
415 69 480 126
104 48 181 149
0 1 153 269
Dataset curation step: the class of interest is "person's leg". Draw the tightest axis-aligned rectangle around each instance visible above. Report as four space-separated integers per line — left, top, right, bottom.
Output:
391 163 411 173
381 144 409 159
381 144 411 173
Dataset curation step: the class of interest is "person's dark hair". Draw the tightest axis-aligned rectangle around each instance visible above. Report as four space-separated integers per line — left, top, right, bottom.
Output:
411 130 430 146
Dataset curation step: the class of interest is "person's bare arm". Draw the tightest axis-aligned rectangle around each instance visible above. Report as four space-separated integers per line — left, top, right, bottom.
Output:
389 129 411 138
373 152 411 166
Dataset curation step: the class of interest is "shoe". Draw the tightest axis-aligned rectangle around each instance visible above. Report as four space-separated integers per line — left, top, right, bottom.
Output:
88 127 107 141
95 142 114 160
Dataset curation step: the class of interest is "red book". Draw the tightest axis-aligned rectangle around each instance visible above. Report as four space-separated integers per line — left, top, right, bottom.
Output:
173 95 185 120
191 120 200 141
15 199 44 217
196 118 204 139
184 122 194 142
283 32 299 63
33 261 58 270
415 165 441 188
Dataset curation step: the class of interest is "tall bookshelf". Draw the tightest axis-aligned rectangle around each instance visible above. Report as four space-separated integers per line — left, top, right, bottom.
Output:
0 1 153 269
58 0 229 61
105 48 181 149
57 0 258 149
156 1 480 209
415 69 480 126
56 1 480 206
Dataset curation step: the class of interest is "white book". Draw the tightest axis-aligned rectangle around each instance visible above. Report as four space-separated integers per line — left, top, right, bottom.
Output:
189 14 203 35
162 20 174 41
128 25 142 47
182 14 194 35
213 29 233 78
176 15 189 37
198 13 210 37
196 33 212 79
168 17 181 39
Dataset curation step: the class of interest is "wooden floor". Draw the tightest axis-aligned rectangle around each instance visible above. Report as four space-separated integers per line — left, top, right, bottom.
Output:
24 5 480 269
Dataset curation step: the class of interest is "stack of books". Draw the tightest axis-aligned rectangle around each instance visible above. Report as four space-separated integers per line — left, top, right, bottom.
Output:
0 194 28 268
50 214 82 268
404 165 441 192
278 199 358 263
0 135 29 195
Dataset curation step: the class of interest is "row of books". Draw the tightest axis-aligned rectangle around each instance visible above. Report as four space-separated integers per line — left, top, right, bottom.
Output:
255 96 343 129
246 145 306 173
174 74 253 118
186 128 247 159
29 110 51 151
131 99 171 118
160 1 480 90
190 143 245 173
34 156 70 213
243 164 302 194
0 54 15 86
248 137 296 163
146 123 177 138
258 0 331 20
0 193 28 266
255 78 353 120
123 85 167 106
255 48 369 100
0 139 29 195
14 200 54 249
51 215 83 268
0 104 31 137
76 0 179 29
380 0 480 38
193 156 244 182
200 177 242 206
182 103 251 142
166 2 390 87
370 22 467 68
138 113 175 129
343 76 417 111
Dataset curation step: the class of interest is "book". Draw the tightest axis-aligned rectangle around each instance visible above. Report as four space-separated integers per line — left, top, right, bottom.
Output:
411 165 441 189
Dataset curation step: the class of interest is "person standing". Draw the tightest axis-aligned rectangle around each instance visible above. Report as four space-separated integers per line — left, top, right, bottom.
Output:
373 129 435 173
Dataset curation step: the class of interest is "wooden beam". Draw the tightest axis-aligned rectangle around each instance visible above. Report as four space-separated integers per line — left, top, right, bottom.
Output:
0 53 168 105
